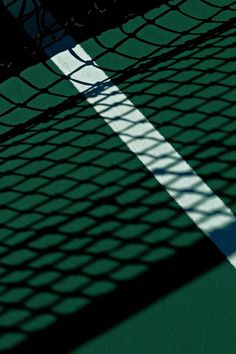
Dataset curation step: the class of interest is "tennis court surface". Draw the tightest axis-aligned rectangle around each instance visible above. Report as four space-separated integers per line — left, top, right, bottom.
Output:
1 0 236 352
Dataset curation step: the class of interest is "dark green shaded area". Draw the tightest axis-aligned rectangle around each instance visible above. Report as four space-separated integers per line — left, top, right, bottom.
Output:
0 59 77 136
0 96 226 352
1 0 236 352
78 261 236 354
81 0 236 216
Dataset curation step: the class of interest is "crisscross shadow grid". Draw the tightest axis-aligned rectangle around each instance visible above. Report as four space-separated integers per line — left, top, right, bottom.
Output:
0 0 236 352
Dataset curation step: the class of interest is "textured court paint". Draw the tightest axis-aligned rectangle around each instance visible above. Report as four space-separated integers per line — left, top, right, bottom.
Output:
80 2 236 220
0 89 215 350
53 48 236 265
77 262 236 354
1 77 235 354
0 60 78 134
6 0 236 267
2 1 236 354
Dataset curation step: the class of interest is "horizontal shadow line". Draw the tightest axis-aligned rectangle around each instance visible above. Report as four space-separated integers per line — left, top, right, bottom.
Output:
7 237 224 354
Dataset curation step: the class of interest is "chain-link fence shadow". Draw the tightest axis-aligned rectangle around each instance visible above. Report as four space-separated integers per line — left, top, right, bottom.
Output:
0 0 236 352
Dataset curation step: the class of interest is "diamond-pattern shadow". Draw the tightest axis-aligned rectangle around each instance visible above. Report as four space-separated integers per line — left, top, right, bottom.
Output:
0 0 236 352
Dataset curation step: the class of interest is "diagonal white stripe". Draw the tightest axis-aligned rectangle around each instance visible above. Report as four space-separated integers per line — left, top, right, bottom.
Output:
5 0 236 268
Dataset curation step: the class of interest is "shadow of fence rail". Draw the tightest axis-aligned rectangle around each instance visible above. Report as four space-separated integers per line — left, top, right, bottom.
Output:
0 0 236 352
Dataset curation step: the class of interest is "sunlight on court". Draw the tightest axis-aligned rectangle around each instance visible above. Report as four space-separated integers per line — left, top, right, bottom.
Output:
1 1 236 353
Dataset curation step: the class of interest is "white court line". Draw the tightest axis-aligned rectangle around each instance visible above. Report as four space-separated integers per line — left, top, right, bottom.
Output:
5 0 236 268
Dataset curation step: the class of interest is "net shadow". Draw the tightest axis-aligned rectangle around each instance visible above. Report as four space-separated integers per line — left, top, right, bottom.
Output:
1 0 236 352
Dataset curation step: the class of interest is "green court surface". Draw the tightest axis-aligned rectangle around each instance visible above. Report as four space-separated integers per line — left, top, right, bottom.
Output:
1 1 236 353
